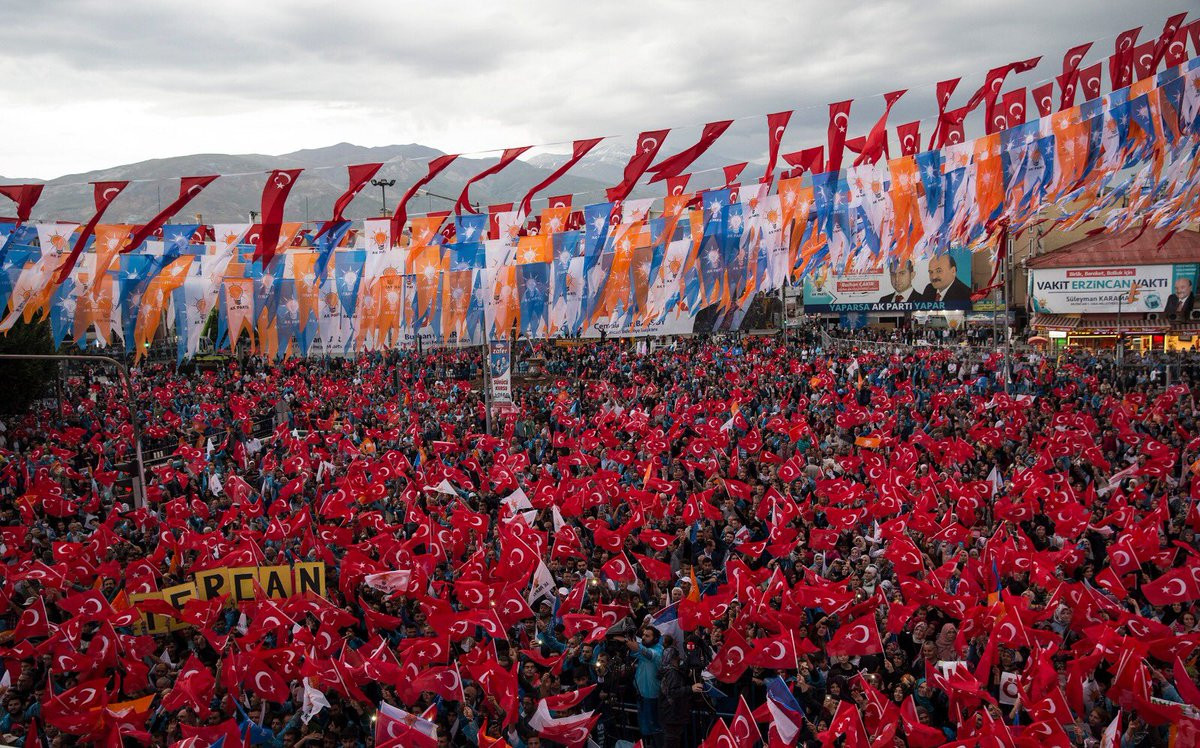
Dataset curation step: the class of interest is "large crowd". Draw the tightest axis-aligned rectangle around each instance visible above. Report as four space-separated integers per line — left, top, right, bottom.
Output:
1 327 1200 748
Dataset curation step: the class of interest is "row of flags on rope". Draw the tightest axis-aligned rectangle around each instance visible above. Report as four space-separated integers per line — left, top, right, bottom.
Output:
0 25 1198 359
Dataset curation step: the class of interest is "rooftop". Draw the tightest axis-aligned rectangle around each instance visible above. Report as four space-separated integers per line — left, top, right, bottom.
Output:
1025 228 1200 269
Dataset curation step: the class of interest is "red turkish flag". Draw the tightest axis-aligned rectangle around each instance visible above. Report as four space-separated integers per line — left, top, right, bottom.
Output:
826 613 884 657
255 168 302 267
822 699 868 748
1143 564 1200 605
607 129 670 203
517 138 601 217
700 720 738 748
247 656 290 703
1062 41 1093 84
752 631 814 668
901 696 945 748
454 147 530 215
648 120 734 183
926 77 961 150
730 695 758 748
57 180 128 283
600 552 636 583
14 596 50 639
1078 62 1103 101
543 685 596 711
1132 40 1158 80
1001 88 1027 128
825 100 853 173
937 105 970 147
761 110 792 184
722 165 747 198
1032 82 1055 118
708 628 752 683
0 183 43 223
315 163 382 238
781 146 824 181
896 121 921 156
1109 26 1143 89
410 664 463 702
1164 27 1191 67
632 552 673 582
1151 13 1189 71
853 89 906 166
121 175 218 255
1056 72 1084 112
389 154 458 241
162 654 215 717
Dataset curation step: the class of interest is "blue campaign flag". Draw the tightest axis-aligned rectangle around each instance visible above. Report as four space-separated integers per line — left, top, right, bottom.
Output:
1128 93 1158 155
463 269 484 343
160 223 200 255
450 241 484 271
0 224 36 256
313 220 351 282
940 168 966 251
551 231 581 304
915 150 944 217
273 279 300 358
49 281 75 348
173 288 189 363
252 259 286 324
455 213 488 244
116 254 156 308
1000 122 1035 191
0 247 33 307
1033 135 1057 197
518 262 550 337
581 202 614 275
334 249 365 314
1158 75 1185 144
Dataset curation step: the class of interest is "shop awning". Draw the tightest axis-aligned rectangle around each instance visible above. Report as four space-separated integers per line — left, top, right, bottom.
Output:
1031 313 1172 334
1030 314 1079 331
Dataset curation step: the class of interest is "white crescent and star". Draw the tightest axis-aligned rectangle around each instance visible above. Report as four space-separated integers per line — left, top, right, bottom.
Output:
764 641 786 661
1161 578 1188 599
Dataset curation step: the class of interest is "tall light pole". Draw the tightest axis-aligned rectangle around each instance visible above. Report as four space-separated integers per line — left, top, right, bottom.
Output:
371 178 396 217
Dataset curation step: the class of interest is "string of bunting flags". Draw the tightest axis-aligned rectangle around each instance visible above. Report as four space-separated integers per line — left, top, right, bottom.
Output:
0 15 1198 359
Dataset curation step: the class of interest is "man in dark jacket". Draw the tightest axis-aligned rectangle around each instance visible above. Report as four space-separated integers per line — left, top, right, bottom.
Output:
659 643 703 748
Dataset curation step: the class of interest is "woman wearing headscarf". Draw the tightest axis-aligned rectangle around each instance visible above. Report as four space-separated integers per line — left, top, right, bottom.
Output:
934 623 959 663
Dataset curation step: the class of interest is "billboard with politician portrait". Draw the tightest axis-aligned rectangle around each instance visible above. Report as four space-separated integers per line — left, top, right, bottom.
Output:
1029 263 1199 315
802 246 975 313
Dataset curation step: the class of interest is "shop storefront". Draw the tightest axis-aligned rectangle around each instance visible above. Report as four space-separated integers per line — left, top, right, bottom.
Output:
1026 229 1200 351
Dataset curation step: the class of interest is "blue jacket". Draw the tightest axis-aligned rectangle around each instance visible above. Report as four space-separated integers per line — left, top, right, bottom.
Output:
633 641 663 699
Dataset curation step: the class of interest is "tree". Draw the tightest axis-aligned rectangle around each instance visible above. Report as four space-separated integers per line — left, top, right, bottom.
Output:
0 317 57 414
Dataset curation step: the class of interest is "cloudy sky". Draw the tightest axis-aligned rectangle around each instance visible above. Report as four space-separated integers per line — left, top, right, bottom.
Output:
0 0 1177 179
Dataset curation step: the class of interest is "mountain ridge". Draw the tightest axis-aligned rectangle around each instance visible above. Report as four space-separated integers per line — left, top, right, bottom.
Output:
2 140 765 224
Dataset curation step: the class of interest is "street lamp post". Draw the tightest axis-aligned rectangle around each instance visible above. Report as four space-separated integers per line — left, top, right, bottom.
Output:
371 179 396 217
0 353 147 508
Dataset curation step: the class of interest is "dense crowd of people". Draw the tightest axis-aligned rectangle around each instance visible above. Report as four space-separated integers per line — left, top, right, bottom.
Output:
1 327 1200 748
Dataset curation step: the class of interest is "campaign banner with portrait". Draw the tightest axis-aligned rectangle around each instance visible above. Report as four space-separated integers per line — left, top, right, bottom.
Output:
1029 263 1199 315
802 246 975 313
488 339 512 403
